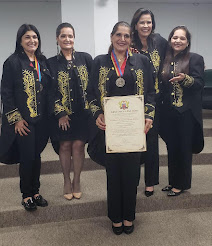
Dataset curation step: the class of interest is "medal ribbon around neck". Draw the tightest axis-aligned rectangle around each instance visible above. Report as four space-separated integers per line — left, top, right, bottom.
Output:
111 49 128 77
34 56 42 82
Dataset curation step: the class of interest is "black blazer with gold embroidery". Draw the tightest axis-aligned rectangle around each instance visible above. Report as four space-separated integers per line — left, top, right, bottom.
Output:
47 51 93 119
1 52 52 125
132 33 167 96
87 52 155 121
161 52 204 125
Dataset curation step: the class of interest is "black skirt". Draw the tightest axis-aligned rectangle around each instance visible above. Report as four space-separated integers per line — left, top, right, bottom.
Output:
50 110 91 154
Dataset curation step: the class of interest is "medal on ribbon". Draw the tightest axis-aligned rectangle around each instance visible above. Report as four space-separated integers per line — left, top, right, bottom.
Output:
111 50 128 88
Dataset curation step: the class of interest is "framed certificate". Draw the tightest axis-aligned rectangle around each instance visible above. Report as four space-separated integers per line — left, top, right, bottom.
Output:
104 95 146 153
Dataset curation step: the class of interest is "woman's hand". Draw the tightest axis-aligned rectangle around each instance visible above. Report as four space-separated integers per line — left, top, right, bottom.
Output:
169 73 186 83
144 118 153 134
59 115 70 131
15 120 30 136
96 113 106 131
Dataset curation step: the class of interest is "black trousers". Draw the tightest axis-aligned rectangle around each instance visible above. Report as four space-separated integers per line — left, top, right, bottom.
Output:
16 119 48 199
106 152 141 223
144 105 159 186
166 109 194 190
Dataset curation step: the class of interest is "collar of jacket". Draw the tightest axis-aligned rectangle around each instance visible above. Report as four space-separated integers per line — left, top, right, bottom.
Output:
17 51 50 77
57 50 76 64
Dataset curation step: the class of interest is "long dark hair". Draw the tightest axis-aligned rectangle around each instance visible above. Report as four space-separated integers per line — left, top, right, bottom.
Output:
15 24 43 60
130 8 155 50
162 26 191 80
108 21 131 54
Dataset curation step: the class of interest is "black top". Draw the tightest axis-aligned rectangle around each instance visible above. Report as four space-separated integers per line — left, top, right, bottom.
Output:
0 51 51 164
132 33 167 97
87 52 156 121
47 51 93 119
161 52 205 154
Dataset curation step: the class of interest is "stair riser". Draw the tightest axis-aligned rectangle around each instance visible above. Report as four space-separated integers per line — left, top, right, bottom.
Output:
1 194 211 228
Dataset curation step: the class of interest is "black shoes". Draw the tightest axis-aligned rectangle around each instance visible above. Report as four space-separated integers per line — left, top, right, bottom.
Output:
33 195 48 207
145 190 154 197
112 223 134 235
167 190 183 196
124 224 134 234
22 198 37 212
161 185 172 192
112 224 124 235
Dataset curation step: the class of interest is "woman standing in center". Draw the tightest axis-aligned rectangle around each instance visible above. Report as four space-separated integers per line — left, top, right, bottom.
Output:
130 8 167 196
87 21 155 234
47 23 93 200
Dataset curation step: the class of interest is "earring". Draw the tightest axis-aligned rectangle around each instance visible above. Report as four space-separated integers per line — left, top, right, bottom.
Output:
56 42 60 55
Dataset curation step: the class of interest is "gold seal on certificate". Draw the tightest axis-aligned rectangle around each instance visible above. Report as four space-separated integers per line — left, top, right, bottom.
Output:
116 77 125 87
104 95 146 153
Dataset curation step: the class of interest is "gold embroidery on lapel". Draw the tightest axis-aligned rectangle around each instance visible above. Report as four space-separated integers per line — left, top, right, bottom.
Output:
98 66 110 108
77 65 89 108
172 82 183 107
58 71 72 115
135 69 144 95
150 49 160 94
22 69 37 118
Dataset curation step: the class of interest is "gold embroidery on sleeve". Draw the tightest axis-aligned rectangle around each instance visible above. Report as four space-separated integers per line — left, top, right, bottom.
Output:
89 99 101 116
54 99 65 115
145 103 155 120
182 74 194 88
22 70 37 118
5 108 23 125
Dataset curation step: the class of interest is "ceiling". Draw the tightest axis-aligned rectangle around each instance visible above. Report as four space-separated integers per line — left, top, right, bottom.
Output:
0 0 211 3
119 0 212 3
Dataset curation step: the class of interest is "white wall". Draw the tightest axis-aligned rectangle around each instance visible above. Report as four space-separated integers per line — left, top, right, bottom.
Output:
0 1 61 76
119 2 212 69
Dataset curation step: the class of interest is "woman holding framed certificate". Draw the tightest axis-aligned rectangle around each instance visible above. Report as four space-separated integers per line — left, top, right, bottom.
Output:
87 21 155 235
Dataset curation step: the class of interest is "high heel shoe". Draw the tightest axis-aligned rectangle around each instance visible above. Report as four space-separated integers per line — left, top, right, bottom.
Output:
124 224 134 234
167 189 184 196
64 193 73 200
145 190 154 197
73 192 82 199
162 185 172 191
112 224 123 235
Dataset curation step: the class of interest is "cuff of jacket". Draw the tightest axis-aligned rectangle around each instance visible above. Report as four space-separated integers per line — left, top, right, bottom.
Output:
145 103 155 120
180 74 194 88
89 99 103 120
5 108 23 125
54 99 67 118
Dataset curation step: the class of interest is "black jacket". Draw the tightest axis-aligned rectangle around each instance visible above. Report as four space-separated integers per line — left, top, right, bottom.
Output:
161 52 205 153
47 51 93 119
0 52 51 164
87 52 155 121
132 33 167 96
87 52 156 166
